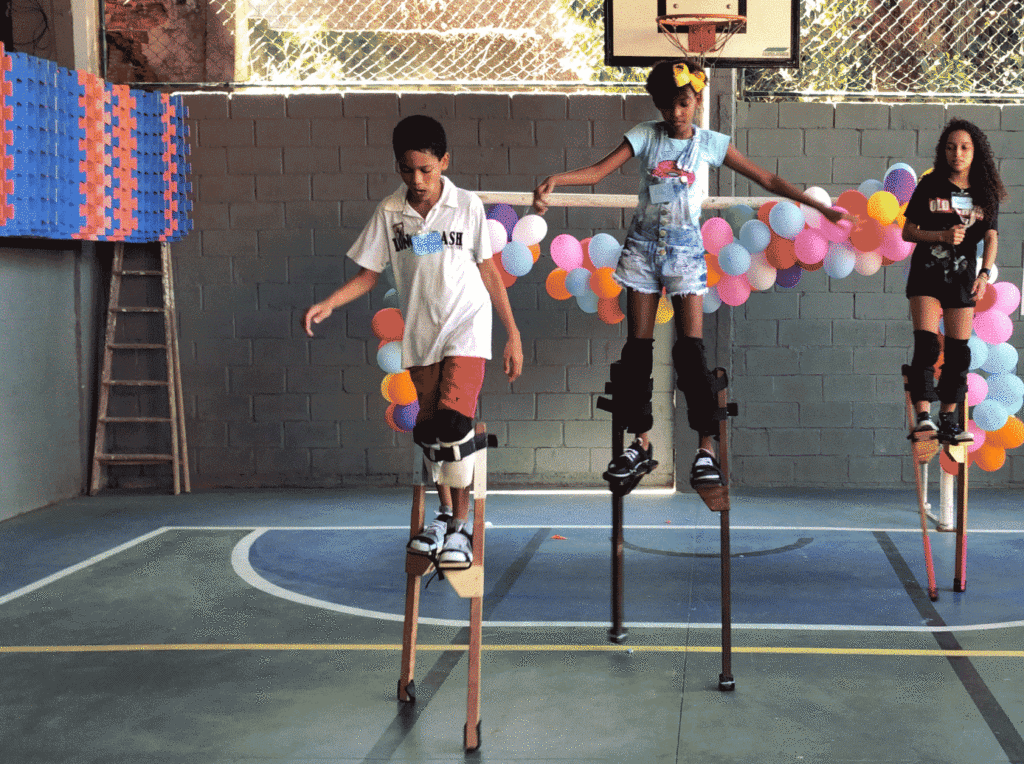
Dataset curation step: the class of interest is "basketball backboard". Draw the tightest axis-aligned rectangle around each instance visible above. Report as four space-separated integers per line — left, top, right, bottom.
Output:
604 0 800 68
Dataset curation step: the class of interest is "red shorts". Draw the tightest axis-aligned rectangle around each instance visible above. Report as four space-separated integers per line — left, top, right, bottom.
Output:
408 356 486 422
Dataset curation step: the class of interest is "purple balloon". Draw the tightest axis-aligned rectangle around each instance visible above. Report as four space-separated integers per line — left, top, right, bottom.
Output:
486 204 519 238
776 264 803 289
393 400 420 432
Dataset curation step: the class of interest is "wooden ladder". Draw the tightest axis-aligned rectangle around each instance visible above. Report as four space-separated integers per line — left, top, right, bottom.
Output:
90 242 190 495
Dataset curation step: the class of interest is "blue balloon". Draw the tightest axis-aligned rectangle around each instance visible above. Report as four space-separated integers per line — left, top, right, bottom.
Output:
739 219 771 253
973 399 1009 432
383 287 401 309
589 233 622 268
576 290 599 313
501 241 533 277
376 340 403 374
723 204 756 236
768 200 805 240
718 242 751 276
986 373 1024 407
967 335 988 370
981 342 1019 375
703 290 722 313
858 179 883 197
565 267 592 297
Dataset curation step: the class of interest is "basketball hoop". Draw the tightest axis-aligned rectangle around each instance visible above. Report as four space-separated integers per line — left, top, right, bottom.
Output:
656 13 746 63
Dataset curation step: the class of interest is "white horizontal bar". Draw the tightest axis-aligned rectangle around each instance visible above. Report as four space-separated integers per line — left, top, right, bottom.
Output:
476 191 775 210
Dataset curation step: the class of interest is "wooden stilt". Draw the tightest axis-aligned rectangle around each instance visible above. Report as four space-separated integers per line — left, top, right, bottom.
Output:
398 424 492 753
951 398 970 593
901 365 939 601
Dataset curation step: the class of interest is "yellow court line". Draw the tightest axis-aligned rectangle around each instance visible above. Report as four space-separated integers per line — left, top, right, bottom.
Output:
2 643 1024 658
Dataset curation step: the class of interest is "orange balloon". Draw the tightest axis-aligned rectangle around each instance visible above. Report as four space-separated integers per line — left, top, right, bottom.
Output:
973 441 1006 472
850 219 883 253
529 243 541 263
940 450 958 476
801 260 825 272
371 308 404 341
493 255 516 288
591 267 622 299
706 252 723 277
765 236 796 269
384 403 400 432
545 268 572 300
381 373 395 402
580 237 594 271
388 371 417 406
757 201 776 225
597 296 625 324
989 415 1024 450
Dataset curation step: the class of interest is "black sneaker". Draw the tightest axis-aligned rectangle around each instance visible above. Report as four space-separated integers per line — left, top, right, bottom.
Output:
605 439 655 480
913 411 937 435
937 412 972 444
690 449 723 487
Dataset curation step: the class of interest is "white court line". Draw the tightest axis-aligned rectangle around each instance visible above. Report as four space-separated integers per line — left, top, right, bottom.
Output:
232 528 1024 634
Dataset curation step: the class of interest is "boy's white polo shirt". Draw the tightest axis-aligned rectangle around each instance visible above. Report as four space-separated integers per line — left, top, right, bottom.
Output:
347 177 492 368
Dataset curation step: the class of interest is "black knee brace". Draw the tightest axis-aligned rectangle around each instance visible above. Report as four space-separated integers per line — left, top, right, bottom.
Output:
432 409 474 443
673 337 717 437
907 330 941 404
938 337 970 405
618 338 654 434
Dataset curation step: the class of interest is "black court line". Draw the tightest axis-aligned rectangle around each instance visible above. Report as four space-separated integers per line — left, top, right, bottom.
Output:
623 536 814 558
874 531 1024 764
361 527 550 763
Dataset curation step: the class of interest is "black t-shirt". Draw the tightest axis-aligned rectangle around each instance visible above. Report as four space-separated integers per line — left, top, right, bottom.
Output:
904 171 998 264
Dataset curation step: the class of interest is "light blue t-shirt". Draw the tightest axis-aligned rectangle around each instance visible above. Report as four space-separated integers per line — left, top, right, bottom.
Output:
624 121 730 240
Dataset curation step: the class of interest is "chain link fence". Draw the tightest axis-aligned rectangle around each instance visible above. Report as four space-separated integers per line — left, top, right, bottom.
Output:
105 0 1024 100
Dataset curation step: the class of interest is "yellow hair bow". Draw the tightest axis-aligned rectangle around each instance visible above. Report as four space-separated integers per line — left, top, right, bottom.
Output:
673 63 706 93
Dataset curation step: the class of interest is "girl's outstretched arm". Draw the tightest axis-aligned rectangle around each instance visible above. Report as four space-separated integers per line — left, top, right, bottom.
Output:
723 145 849 224
533 140 635 213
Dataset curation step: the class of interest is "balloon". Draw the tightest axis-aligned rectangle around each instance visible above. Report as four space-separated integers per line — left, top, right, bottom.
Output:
501 241 534 277
824 243 857 279
972 441 1006 472
746 253 777 291
492 252 516 288
656 294 675 323
972 398 1009 432
849 218 883 253
487 218 509 254
757 201 776 224
801 187 832 228
381 373 395 402
550 234 584 271
588 233 622 268
701 217 733 255
986 372 1024 407
883 167 917 204
564 267 592 297
989 415 1024 450
723 204 756 236
991 281 1021 316
765 235 797 270
768 200 805 240
511 214 547 246
867 191 900 225
718 241 752 276
388 370 417 406
878 223 913 262
939 450 958 476
776 264 802 288
545 268 571 300
529 243 541 262
967 335 989 370
576 290 599 313
393 400 419 432
384 403 399 432
717 273 752 306
854 251 882 276
371 308 404 341
966 421 985 452
382 287 401 309
702 290 722 313
967 372 988 406
820 206 854 243
376 340 403 374
836 190 868 220
739 219 772 253
591 267 622 299
597 297 625 324
794 228 829 265
975 286 998 313
486 203 518 237
982 343 1019 375
858 179 883 197
973 310 1013 345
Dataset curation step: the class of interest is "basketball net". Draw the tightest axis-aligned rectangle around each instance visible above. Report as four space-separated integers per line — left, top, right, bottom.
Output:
656 14 745 68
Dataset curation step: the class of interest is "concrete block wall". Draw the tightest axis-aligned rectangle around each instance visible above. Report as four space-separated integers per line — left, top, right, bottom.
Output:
174 88 1023 490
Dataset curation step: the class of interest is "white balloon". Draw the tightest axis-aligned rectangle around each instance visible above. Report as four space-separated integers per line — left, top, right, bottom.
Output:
801 186 832 228
487 218 508 254
511 214 548 247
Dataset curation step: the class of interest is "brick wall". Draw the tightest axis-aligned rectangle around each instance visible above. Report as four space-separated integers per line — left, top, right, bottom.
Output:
174 86 1023 490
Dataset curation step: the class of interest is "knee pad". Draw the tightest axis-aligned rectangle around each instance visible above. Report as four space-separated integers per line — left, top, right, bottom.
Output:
621 338 654 379
938 337 970 404
432 409 473 443
673 337 717 437
906 330 941 403
911 330 941 370
618 338 655 434
419 410 476 489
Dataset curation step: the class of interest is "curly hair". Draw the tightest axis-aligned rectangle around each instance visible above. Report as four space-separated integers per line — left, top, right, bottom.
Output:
645 57 706 110
392 115 447 161
933 118 1008 220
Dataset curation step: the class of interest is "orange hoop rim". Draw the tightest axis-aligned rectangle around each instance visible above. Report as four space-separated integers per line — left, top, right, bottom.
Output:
656 13 746 31
656 13 746 57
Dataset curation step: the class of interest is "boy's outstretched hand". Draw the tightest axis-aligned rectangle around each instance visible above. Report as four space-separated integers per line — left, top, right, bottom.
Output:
303 302 332 337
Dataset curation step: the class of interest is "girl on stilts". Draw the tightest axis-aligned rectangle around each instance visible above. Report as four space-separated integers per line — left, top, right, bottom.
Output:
903 118 1007 442
533 58 847 487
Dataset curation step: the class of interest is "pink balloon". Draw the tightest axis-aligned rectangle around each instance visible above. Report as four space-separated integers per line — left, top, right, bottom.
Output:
991 280 1021 315
716 273 752 306
878 223 913 262
794 228 828 264
701 217 734 255
819 206 853 243
973 309 1014 344
967 421 986 452
967 372 988 406
550 234 583 271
